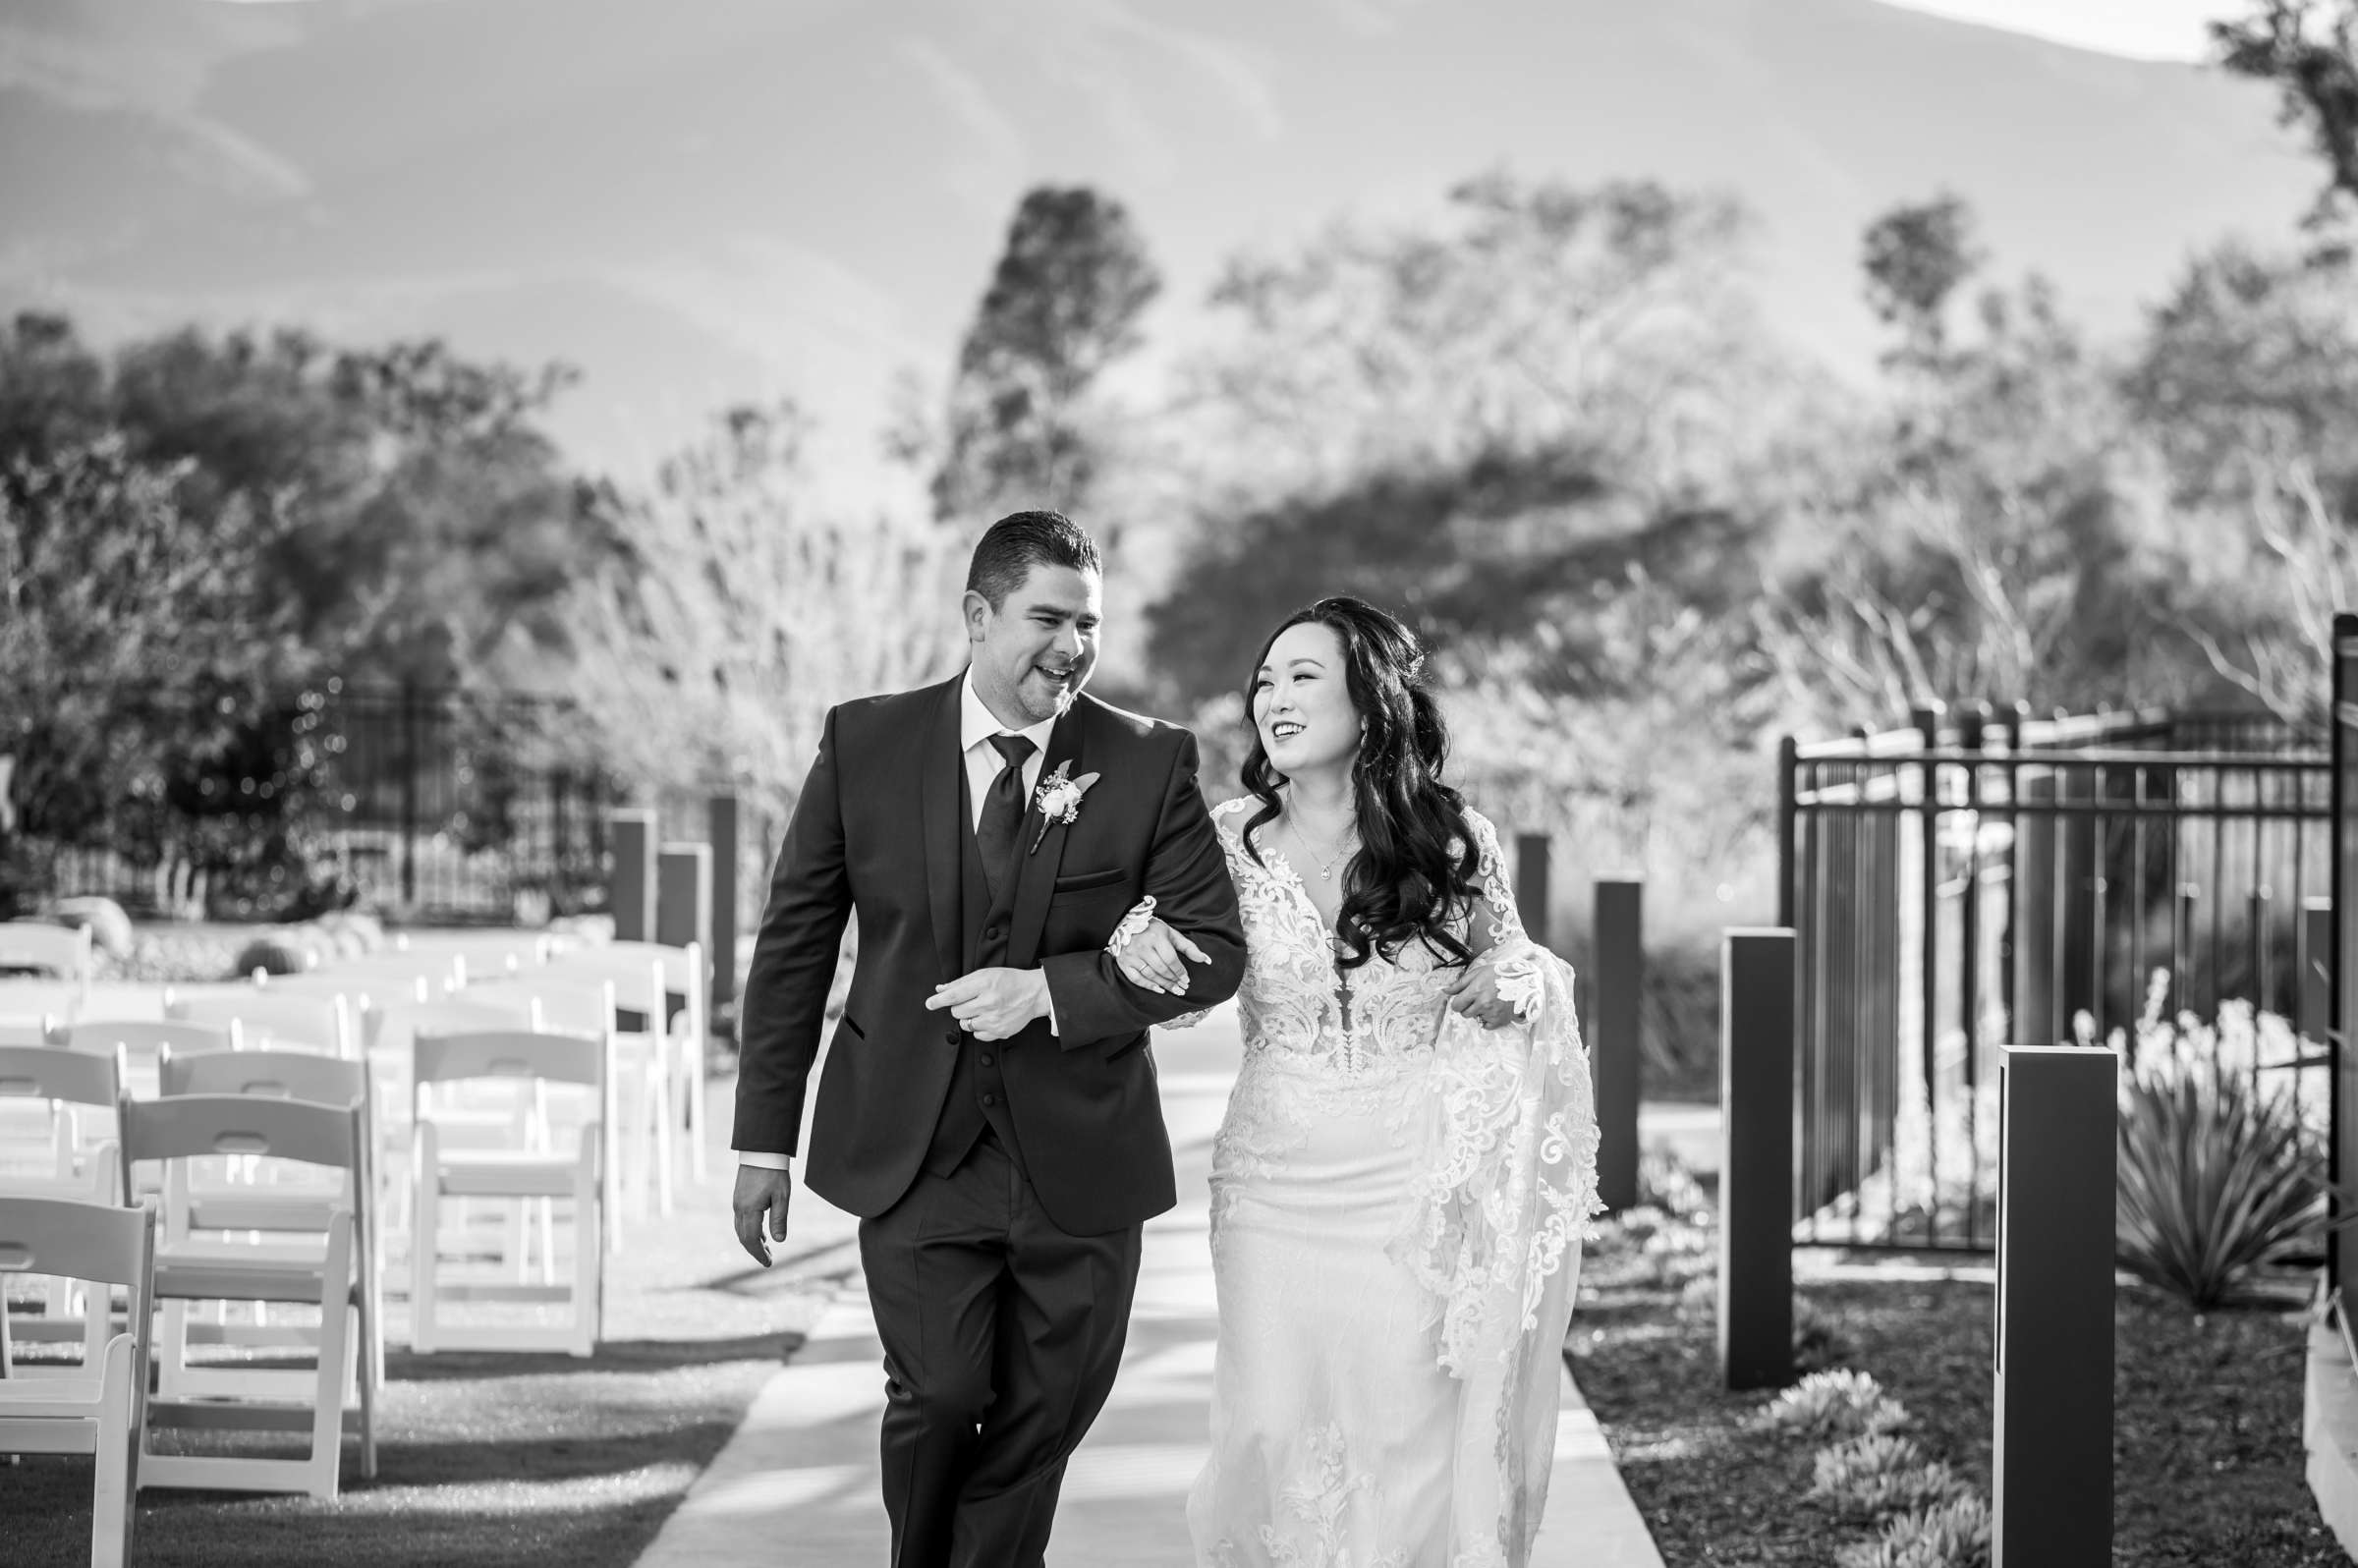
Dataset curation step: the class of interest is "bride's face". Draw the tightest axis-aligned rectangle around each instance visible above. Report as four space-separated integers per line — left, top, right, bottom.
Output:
1254 621 1360 777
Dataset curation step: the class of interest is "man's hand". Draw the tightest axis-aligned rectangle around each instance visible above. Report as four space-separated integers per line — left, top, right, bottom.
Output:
1444 958 1519 1031
926 967 1051 1041
733 1164 794 1267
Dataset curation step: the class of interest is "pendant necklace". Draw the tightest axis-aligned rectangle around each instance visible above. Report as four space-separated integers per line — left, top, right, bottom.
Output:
1284 806 1357 882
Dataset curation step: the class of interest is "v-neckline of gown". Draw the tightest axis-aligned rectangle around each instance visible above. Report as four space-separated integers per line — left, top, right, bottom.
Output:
1250 828 1357 1032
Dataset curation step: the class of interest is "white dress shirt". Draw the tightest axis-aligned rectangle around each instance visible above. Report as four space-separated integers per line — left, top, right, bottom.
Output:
737 673 1062 1171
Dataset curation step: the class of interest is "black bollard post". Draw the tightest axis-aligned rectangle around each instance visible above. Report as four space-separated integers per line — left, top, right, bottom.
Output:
1594 878 1643 1212
1719 926 1796 1391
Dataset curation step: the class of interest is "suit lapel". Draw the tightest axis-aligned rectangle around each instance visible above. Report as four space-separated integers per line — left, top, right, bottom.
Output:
921 677 965 983
1006 700 1089 971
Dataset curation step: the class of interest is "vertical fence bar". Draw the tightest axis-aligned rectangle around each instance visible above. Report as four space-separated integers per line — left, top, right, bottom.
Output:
2304 896 2333 1049
610 809 657 943
708 794 741 1035
1913 704 1943 1247
399 682 421 908
2333 614 2358 1308
1515 833 1552 952
1720 927 1796 1391
1992 1043 2116 1567
1593 878 1642 1212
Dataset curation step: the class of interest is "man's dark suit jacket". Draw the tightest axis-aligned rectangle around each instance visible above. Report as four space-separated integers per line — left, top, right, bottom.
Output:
732 675 1247 1236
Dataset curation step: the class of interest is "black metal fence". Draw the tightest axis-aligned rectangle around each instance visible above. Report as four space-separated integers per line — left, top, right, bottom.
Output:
49 683 617 924
1784 701 2332 1251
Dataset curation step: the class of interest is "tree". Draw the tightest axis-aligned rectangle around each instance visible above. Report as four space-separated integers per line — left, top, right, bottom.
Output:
566 401 968 837
2217 0 2358 239
931 187 1162 524
2123 239 2358 509
0 436 316 911
1860 194 1984 370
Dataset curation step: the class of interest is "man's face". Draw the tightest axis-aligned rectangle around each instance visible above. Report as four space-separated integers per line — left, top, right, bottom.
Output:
965 563 1102 727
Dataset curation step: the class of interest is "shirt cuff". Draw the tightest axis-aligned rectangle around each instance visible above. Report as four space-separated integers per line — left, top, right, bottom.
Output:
1044 974 1058 1036
736 1149 792 1170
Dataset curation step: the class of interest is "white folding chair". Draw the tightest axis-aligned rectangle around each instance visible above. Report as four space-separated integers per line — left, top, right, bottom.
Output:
411 1023 611 1357
121 1093 376 1497
0 1044 126 1354
60 1019 238 1102
589 938 711 1183
536 945 693 1204
0 922 94 1006
167 989 355 1060
0 1196 155 1568
462 967 668 1225
154 1045 383 1394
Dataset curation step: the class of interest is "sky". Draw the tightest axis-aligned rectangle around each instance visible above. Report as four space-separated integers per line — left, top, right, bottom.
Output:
201 0 2243 63
1880 0 2236 61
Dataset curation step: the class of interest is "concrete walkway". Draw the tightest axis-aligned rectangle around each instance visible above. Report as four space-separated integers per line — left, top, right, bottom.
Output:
636 1007 1664 1567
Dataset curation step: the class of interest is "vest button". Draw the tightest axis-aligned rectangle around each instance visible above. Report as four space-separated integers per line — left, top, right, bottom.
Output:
980 1054 994 1068
982 1092 997 1107
986 923 1006 941
945 1031 961 1046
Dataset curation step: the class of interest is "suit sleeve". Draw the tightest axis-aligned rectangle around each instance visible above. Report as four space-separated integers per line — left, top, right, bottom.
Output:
730 705 855 1157
1040 729 1246 1047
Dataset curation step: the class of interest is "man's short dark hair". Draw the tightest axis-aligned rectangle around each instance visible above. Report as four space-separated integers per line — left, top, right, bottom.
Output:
966 510 1103 609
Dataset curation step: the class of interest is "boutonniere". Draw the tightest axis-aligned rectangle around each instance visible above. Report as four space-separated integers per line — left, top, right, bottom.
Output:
1030 760 1101 852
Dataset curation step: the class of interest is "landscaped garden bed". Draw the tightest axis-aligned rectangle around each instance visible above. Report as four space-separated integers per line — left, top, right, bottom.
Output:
1570 1174 2337 1566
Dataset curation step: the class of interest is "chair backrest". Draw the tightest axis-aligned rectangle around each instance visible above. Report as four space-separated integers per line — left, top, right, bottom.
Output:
61 1018 237 1059
120 1094 364 1175
0 1194 154 1292
537 949 667 1019
0 922 93 984
0 1016 61 1047
159 1046 365 1107
0 1043 120 1110
452 978 610 1038
167 990 353 1058
413 1027 608 1094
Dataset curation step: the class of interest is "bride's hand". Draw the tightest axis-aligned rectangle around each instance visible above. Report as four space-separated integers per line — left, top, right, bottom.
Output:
1114 917 1209 995
1444 956 1518 1030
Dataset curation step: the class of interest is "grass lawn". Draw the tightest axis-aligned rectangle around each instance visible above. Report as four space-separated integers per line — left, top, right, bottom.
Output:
1570 1197 2338 1565
5 1072 846 1568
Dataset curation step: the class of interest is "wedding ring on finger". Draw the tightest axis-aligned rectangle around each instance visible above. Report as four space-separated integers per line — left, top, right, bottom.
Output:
1108 896 1158 955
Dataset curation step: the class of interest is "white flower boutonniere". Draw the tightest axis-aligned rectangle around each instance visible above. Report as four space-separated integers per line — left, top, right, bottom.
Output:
1030 760 1101 852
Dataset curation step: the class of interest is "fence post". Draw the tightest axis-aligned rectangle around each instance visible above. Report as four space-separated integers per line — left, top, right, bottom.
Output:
1594 878 1643 1212
1720 926 1796 1391
610 809 657 942
1515 833 1552 951
708 795 740 1036
1992 1043 2115 1567
2303 896 2333 1049
399 681 421 908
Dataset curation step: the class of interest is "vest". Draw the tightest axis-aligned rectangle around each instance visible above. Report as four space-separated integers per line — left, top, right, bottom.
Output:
920 762 1028 1176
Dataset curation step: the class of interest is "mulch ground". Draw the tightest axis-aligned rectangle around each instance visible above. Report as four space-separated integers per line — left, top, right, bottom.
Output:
1570 1206 2340 1565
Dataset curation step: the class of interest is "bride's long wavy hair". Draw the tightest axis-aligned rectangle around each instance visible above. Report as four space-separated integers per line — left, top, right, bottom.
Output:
1239 596 1484 971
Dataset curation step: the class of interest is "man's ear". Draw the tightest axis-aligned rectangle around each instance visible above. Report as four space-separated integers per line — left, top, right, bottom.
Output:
961 588 993 642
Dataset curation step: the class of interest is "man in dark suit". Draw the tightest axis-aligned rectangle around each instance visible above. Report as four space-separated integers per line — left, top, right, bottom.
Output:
731 509 1246 1567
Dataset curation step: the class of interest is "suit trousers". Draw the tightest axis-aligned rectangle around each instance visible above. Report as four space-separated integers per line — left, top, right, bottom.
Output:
860 1130 1144 1568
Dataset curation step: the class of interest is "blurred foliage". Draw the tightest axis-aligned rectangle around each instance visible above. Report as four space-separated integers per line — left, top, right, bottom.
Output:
0 312 613 914
2216 0 2358 240
926 185 1162 527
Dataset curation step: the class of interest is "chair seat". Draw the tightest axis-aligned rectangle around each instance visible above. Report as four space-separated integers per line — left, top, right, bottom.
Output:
0 1378 110 1421
154 1242 347 1306
432 1148 584 1199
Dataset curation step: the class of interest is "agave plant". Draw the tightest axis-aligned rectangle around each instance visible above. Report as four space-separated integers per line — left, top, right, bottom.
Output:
2105 977 2336 1310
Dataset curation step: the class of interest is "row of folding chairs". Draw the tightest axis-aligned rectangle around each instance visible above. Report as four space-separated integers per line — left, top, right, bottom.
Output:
0 1020 617 1520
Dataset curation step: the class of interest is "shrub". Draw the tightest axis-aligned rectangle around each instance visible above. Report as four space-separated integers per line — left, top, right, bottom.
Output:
1811 1434 1967 1522
229 934 313 979
1834 1493 1992 1568
1758 1369 1909 1442
2101 978 2333 1309
1795 1297 1854 1373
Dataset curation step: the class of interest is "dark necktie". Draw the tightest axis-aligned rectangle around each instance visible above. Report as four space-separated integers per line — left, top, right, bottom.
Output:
977 733 1037 902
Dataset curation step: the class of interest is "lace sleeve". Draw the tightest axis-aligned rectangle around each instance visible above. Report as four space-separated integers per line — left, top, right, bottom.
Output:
1462 807 1527 956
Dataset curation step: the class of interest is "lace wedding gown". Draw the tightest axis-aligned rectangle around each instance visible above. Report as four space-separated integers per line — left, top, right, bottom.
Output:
1185 800 1601 1568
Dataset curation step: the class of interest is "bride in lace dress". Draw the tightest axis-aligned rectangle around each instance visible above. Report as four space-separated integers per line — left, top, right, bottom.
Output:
1111 596 1601 1568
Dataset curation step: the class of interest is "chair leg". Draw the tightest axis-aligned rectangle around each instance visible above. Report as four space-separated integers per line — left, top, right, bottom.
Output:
307 1217 354 1499
90 1332 136 1568
355 1290 378 1480
411 1126 439 1356
573 1141 601 1358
